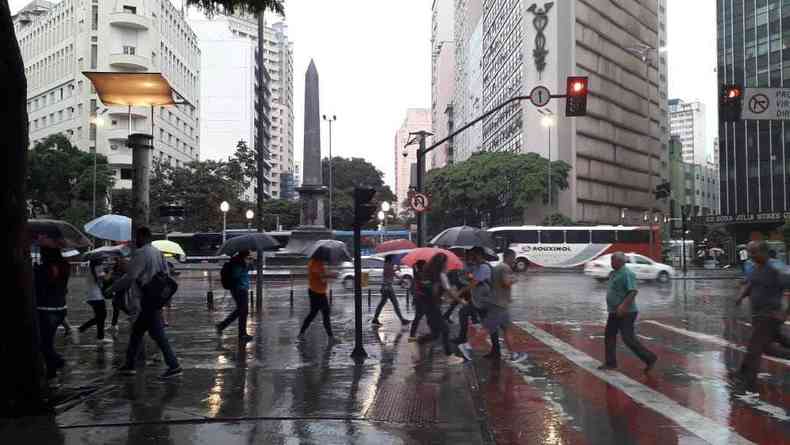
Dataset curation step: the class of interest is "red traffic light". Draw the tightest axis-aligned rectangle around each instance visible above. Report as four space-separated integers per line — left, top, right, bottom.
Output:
726 87 742 99
567 77 588 96
565 76 589 116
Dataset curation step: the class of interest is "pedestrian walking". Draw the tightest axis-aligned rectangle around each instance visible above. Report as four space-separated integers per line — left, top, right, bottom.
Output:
298 247 338 343
598 252 657 373
739 246 749 272
216 250 253 343
34 246 71 385
408 260 428 341
110 227 182 380
77 258 112 343
372 255 411 326
418 253 465 365
736 240 790 384
442 248 469 324
108 257 129 331
453 247 493 345
457 250 528 363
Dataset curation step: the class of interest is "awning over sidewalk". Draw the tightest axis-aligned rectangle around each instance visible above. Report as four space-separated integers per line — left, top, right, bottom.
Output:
82 72 176 106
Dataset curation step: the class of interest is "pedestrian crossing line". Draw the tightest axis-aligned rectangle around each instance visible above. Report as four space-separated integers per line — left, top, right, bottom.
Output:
515 321 755 445
644 320 790 367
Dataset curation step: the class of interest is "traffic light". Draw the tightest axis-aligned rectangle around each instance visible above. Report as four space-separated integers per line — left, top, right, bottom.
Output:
353 187 377 227
719 84 743 122
654 181 671 200
565 76 589 117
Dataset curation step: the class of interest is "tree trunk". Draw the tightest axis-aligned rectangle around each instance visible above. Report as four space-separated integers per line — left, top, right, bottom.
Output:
0 0 48 416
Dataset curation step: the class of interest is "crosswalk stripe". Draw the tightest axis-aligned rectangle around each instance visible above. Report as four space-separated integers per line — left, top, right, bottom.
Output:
516 321 755 445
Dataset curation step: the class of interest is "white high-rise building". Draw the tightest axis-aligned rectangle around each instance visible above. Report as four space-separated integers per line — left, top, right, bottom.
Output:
452 0 483 164
394 109 432 213
669 98 707 165
430 0 455 169
14 0 201 190
191 14 294 200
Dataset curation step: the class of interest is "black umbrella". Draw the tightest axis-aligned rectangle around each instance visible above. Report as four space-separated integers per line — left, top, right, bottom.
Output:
301 240 351 265
216 233 280 256
430 226 495 249
28 219 92 249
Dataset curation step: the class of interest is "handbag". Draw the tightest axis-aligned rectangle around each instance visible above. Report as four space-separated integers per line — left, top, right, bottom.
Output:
139 256 178 310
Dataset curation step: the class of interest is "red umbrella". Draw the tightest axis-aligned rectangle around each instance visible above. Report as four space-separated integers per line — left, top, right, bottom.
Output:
375 239 417 255
401 247 464 271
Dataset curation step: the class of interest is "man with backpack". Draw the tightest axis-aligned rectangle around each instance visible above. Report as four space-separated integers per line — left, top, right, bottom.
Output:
452 247 493 346
216 250 253 343
109 226 182 380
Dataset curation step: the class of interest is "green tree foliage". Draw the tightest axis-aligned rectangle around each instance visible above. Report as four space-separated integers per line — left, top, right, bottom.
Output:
26 134 115 225
322 156 397 229
258 199 300 231
186 0 284 17
542 213 576 226
424 151 571 233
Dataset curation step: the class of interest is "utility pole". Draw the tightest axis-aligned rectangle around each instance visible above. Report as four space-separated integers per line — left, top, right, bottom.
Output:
255 11 268 310
407 131 432 247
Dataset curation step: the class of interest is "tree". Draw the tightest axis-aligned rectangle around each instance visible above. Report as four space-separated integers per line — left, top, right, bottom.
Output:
227 139 257 191
259 199 300 230
542 213 576 226
27 134 115 225
321 157 397 229
424 151 571 234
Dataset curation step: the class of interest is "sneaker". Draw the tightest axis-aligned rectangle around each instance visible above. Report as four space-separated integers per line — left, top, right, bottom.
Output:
239 334 254 343
98 338 114 344
509 352 529 364
371 319 382 326
159 367 183 380
118 366 137 376
407 336 418 342
447 355 466 365
458 343 473 361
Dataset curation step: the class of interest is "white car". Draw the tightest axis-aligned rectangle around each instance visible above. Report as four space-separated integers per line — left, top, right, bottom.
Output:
584 253 674 283
338 256 414 290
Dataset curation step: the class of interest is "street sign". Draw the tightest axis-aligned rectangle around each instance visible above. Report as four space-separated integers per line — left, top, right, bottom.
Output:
741 88 790 120
409 192 430 213
529 86 551 107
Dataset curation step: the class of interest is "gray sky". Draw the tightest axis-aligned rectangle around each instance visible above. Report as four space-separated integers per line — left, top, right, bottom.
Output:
10 0 718 185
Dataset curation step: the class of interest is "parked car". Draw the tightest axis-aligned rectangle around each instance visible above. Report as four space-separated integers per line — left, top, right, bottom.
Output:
584 253 674 283
338 256 414 290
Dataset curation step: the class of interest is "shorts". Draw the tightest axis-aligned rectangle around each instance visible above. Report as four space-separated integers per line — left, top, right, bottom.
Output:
482 305 511 333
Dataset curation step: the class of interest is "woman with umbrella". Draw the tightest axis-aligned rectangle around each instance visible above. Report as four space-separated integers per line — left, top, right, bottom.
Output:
77 258 113 344
419 253 465 365
215 250 253 343
371 255 411 327
298 247 339 344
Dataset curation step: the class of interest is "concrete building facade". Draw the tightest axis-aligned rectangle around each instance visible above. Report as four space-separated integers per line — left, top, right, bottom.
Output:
394 109 432 213
451 0 484 164
669 98 708 165
15 0 201 190
430 0 456 169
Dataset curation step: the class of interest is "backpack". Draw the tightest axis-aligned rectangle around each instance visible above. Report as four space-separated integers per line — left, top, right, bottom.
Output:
220 261 235 290
139 254 178 310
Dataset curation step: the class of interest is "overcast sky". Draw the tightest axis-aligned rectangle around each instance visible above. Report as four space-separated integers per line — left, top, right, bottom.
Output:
11 0 717 185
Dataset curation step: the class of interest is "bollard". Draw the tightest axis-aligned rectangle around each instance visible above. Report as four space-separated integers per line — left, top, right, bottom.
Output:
367 288 372 308
255 288 262 311
207 290 214 311
249 290 255 312
329 289 333 306
406 288 410 309
290 288 294 307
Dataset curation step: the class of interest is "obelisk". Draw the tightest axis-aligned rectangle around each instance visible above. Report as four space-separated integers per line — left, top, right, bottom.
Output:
285 59 331 253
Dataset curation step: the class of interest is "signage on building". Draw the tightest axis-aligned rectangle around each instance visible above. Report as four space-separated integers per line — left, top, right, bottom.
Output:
741 88 790 120
696 212 790 225
529 86 551 107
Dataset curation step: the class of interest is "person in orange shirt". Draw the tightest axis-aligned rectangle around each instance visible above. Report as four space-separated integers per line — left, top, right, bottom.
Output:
299 247 338 343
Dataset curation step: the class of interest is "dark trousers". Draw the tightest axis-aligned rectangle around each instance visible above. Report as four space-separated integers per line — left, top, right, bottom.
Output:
423 297 453 356
124 307 179 370
374 284 405 322
217 288 249 337
604 312 657 367
740 316 789 381
111 298 121 326
443 302 459 320
79 300 107 339
410 297 426 337
38 309 66 379
300 290 333 337
456 304 500 353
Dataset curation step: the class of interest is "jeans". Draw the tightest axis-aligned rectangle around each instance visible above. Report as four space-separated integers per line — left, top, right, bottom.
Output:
217 288 249 337
456 304 484 343
423 297 453 356
604 312 657 367
300 290 333 337
373 284 406 322
740 315 790 381
79 300 107 339
410 298 426 337
38 309 66 379
124 307 179 370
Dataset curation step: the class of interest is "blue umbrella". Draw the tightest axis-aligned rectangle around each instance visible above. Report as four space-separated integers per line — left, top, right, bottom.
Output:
84 214 132 242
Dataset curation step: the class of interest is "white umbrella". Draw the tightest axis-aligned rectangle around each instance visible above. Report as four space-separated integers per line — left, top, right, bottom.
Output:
84 214 131 242
83 245 130 261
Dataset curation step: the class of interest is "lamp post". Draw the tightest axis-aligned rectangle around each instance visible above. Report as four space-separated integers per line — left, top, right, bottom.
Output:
322 114 336 230
220 201 230 243
246 209 254 231
539 111 555 208
90 108 109 218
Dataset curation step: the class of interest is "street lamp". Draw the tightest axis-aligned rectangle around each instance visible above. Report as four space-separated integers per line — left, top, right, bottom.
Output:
322 114 337 230
246 209 254 231
90 108 109 218
378 210 386 243
539 110 555 208
620 208 627 224
220 201 230 243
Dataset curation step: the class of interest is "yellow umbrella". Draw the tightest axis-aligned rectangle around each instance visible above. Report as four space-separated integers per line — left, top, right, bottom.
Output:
153 240 186 258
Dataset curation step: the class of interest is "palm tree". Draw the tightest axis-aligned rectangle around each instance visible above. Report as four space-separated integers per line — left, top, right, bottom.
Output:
0 0 283 417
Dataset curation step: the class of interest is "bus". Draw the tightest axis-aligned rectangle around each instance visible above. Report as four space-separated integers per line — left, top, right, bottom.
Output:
488 225 662 271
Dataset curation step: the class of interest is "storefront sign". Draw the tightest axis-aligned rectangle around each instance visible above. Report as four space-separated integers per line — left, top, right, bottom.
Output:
696 212 790 225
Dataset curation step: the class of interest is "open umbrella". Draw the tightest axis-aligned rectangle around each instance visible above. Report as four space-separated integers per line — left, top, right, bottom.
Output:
29 219 92 249
83 245 131 261
216 233 279 256
374 239 417 257
430 225 495 249
302 239 351 265
84 214 131 242
401 247 464 271
153 240 186 257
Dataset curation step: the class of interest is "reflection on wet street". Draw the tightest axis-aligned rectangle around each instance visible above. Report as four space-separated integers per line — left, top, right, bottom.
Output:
1 270 788 444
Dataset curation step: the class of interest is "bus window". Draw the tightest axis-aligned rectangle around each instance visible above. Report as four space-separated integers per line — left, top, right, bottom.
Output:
539 230 564 244
565 230 590 244
591 230 616 243
511 230 538 244
618 230 650 243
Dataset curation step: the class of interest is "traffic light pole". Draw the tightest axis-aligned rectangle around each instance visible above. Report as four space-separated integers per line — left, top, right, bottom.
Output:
416 134 427 247
351 221 366 359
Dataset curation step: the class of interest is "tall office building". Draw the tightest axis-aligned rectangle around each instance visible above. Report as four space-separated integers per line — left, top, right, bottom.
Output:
452 0 484 164
447 0 669 224
669 98 708 164
192 14 294 200
430 0 455 169
394 109 432 213
717 0 789 217
14 0 201 190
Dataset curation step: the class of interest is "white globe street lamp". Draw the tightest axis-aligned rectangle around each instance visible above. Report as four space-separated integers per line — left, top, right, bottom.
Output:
246 209 254 230
220 201 230 243
381 201 391 213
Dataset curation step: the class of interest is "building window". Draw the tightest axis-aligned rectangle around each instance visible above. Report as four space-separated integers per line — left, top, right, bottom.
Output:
122 5 137 14
91 5 98 31
123 46 136 55
90 44 97 69
120 168 133 180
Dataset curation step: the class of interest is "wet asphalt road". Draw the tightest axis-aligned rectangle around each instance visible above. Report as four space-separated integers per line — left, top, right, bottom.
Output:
1 270 788 444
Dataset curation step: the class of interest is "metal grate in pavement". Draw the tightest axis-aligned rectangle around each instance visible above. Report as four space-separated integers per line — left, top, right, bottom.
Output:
364 382 438 425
